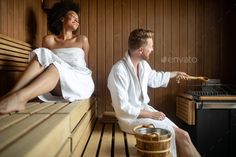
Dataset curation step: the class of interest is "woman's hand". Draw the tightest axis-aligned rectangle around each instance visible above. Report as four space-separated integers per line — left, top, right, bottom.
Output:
138 110 166 121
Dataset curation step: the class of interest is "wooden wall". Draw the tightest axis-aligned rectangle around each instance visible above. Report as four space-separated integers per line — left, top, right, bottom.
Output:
0 0 47 96
75 0 236 120
1 0 236 122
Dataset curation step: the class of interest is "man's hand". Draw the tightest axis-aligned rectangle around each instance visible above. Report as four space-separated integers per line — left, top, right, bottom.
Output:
170 71 189 83
138 110 166 120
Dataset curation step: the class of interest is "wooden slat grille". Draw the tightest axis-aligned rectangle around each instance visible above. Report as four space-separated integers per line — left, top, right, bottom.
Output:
176 97 195 125
0 34 32 71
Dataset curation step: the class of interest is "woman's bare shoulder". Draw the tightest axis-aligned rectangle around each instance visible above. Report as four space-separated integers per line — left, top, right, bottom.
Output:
75 35 88 43
42 34 56 48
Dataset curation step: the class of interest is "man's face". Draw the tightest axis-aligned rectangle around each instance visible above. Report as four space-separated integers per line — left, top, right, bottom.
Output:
141 38 154 60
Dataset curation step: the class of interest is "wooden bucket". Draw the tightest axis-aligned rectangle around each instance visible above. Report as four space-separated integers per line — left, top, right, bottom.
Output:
133 124 172 157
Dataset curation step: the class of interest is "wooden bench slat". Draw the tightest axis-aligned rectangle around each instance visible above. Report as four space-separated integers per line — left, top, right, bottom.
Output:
114 124 126 157
18 102 54 114
0 114 49 151
37 102 69 114
0 44 31 55
0 54 28 63
126 133 139 157
0 34 32 48
82 122 103 157
0 49 28 58
71 114 97 157
0 65 26 71
0 114 29 131
70 103 96 151
99 124 113 156
55 139 71 157
0 60 28 67
0 114 70 157
57 99 95 131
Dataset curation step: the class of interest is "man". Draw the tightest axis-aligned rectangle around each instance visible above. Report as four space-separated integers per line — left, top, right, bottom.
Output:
108 29 200 157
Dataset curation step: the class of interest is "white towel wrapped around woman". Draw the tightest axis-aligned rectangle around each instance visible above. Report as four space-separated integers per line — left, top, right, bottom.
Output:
29 47 94 102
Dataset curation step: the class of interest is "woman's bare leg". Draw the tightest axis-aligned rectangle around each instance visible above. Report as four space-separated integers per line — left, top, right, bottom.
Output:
174 127 201 157
7 56 44 95
0 64 60 114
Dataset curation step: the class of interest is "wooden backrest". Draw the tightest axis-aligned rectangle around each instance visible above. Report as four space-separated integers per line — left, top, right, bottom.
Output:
0 34 32 71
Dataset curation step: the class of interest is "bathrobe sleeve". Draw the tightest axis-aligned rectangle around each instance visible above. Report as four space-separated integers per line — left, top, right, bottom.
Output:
108 70 141 120
144 61 171 88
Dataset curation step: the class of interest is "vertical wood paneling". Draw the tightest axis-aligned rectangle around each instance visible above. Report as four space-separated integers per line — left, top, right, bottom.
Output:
171 0 180 120
179 0 188 91
13 0 19 39
163 0 172 114
130 0 138 30
1 0 235 120
97 0 106 116
187 0 196 80
77 0 88 62
114 0 122 63
138 0 146 28
105 0 114 111
0 0 46 47
122 0 130 53
0 1 8 35
196 0 204 77
88 0 97 96
7 0 14 37
154 0 164 111
146 0 155 106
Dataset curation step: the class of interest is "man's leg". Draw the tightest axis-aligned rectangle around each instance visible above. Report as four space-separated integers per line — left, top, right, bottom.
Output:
174 127 201 157
0 64 60 114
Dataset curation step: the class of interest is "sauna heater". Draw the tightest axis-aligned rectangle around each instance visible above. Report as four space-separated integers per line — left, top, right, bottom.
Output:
176 80 236 157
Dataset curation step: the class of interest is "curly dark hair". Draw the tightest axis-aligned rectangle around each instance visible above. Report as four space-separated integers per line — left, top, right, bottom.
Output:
47 1 80 35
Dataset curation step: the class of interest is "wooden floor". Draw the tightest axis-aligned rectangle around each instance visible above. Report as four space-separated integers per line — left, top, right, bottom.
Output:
82 122 139 157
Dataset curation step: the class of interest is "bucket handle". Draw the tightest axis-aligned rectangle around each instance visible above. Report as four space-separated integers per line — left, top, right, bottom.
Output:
146 132 160 140
133 124 159 140
133 124 155 131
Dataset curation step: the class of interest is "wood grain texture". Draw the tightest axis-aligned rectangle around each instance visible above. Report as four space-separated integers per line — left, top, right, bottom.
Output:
0 114 70 157
0 0 235 123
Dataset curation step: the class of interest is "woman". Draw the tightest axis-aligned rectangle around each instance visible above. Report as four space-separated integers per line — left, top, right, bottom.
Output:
0 1 94 114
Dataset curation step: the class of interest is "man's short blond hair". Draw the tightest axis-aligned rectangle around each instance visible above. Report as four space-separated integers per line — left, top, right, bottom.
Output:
128 29 154 51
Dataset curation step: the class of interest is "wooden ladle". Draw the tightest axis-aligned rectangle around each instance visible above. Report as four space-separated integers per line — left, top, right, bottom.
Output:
188 76 209 82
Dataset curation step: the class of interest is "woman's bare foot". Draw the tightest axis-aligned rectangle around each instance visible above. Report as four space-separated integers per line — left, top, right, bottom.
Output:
0 92 26 114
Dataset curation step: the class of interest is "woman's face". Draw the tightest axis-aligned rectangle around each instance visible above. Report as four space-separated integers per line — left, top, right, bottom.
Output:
62 10 79 31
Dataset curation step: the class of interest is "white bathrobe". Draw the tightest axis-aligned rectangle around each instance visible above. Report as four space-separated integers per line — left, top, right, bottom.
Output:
107 52 177 157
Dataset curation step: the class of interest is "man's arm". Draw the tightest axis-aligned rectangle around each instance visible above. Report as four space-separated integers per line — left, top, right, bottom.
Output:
108 69 141 120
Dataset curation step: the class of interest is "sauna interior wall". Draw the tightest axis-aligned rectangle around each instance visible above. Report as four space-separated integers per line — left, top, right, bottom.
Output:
1 0 235 121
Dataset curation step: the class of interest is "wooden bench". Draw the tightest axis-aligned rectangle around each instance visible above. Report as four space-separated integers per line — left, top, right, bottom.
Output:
0 101 140 157
0 98 97 157
0 34 140 157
